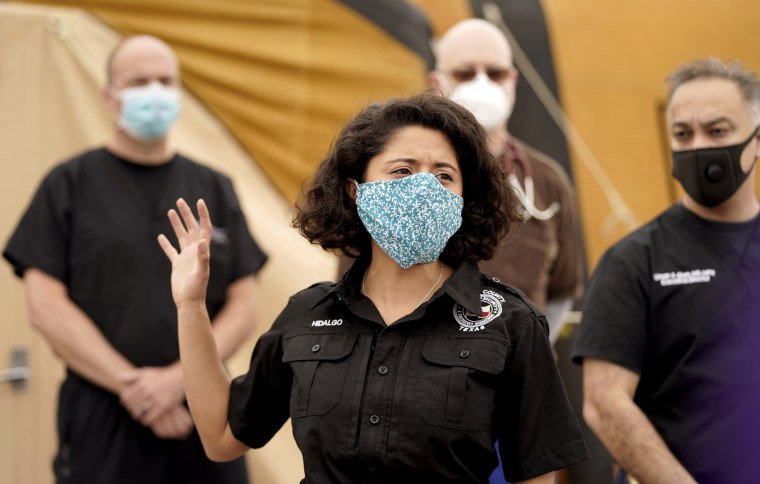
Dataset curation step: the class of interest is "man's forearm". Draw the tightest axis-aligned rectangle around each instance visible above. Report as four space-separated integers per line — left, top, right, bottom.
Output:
24 269 134 394
585 394 695 483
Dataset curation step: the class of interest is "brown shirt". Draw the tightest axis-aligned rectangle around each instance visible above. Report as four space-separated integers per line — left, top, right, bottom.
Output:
481 138 583 310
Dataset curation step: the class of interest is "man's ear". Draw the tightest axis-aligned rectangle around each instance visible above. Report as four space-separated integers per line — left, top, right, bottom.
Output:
429 71 442 90
101 86 119 119
428 71 448 97
510 68 520 90
345 179 357 201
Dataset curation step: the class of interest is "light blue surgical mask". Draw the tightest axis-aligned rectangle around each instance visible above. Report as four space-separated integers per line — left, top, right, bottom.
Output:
117 83 181 141
355 172 464 269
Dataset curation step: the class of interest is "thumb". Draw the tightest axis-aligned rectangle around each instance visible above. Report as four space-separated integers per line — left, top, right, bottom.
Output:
119 370 139 383
198 239 210 261
197 239 210 274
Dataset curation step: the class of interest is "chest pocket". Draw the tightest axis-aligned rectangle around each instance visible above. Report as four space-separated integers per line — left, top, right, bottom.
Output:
282 332 357 418
414 336 508 430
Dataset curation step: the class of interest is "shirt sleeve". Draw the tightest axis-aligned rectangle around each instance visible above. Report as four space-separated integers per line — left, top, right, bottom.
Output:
3 165 71 281
219 176 268 280
571 243 649 372
498 315 589 481
228 311 292 448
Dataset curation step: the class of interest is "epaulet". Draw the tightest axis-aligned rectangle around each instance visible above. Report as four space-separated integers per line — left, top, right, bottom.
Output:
305 280 334 290
290 280 339 310
480 273 545 320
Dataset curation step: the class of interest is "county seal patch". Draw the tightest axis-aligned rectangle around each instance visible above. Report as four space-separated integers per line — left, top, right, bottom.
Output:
453 289 505 332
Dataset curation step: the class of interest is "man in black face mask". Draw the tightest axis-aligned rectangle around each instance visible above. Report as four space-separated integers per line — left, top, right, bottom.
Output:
572 58 760 484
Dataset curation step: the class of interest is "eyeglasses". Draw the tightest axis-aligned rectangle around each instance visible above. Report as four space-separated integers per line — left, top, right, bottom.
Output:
445 67 513 84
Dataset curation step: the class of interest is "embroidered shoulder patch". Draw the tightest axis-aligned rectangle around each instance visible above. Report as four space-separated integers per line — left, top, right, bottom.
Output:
453 289 505 332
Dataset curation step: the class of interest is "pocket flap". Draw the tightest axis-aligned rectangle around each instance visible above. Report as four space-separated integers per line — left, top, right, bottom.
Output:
421 336 508 374
282 332 357 363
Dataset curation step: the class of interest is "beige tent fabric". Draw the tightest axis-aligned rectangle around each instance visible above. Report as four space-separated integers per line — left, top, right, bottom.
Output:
0 4 331 482
19 0 430 203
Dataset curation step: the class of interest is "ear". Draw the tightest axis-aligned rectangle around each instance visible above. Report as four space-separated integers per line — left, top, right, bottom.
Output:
510 68 520 90
345 179 357 201
428 71 448 97
101 86 120 120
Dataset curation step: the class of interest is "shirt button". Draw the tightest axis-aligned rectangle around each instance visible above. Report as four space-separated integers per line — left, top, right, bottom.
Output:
459 349 470 358
311 344 320 353
377 365 388 375
369 414 380 425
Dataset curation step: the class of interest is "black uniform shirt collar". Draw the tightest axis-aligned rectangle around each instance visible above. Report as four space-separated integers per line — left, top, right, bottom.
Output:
312 257 483 315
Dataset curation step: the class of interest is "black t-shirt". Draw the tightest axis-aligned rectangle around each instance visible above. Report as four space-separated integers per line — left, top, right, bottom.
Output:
3 147 268 367
111 151 175 208
573 203 760 483
229 259 588 483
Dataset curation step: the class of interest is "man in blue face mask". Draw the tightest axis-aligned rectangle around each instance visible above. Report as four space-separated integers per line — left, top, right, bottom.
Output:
3 35 268 483
573 58 760 484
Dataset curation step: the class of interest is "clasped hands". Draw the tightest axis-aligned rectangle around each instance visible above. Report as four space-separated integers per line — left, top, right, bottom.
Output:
120 365 192 440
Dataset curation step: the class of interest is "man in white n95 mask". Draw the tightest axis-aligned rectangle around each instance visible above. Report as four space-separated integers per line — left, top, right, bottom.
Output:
430 19 584 345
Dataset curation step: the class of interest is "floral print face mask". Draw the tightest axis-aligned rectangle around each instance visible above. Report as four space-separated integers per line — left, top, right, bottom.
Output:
355 172 464 269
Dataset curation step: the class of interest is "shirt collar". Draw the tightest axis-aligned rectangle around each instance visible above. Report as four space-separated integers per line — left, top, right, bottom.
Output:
438 260 483 315
312 257 483 315
310 256 368 309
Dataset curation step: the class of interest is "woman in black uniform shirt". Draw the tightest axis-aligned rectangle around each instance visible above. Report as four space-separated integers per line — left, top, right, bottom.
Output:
159 94 588 483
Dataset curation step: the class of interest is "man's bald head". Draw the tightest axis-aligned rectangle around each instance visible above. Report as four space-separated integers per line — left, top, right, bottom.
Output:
106 35 179 88
429 19 518 136
436 19 513 72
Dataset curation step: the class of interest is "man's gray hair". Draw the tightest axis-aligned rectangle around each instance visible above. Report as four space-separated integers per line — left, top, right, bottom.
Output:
666 58 760 123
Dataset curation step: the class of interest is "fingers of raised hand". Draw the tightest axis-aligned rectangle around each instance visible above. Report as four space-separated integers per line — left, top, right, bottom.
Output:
167 206 189 249
176 198 200 237
197 199 212 241
157 234 177 263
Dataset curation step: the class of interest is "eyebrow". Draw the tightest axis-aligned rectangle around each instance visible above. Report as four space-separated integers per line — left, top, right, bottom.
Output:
385 158 460 172
671 116 735 130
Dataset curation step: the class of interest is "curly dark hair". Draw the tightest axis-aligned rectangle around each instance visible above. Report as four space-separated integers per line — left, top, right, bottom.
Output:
293 92 519 265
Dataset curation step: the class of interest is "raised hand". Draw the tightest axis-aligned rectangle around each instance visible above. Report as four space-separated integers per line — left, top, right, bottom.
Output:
158 198 212 308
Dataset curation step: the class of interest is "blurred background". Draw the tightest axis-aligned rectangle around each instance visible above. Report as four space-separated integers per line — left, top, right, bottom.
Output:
1 0 757 482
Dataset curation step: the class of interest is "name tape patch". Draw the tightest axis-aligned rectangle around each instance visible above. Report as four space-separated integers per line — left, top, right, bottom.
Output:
311 319 343 327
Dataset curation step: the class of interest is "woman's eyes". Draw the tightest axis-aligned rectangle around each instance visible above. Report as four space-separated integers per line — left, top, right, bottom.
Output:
390 167 454 182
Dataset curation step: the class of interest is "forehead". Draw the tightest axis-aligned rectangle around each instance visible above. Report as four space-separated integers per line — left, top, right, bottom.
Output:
110 39 179 84
381 126 458 160
437 27 512 70
667 78 753 126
